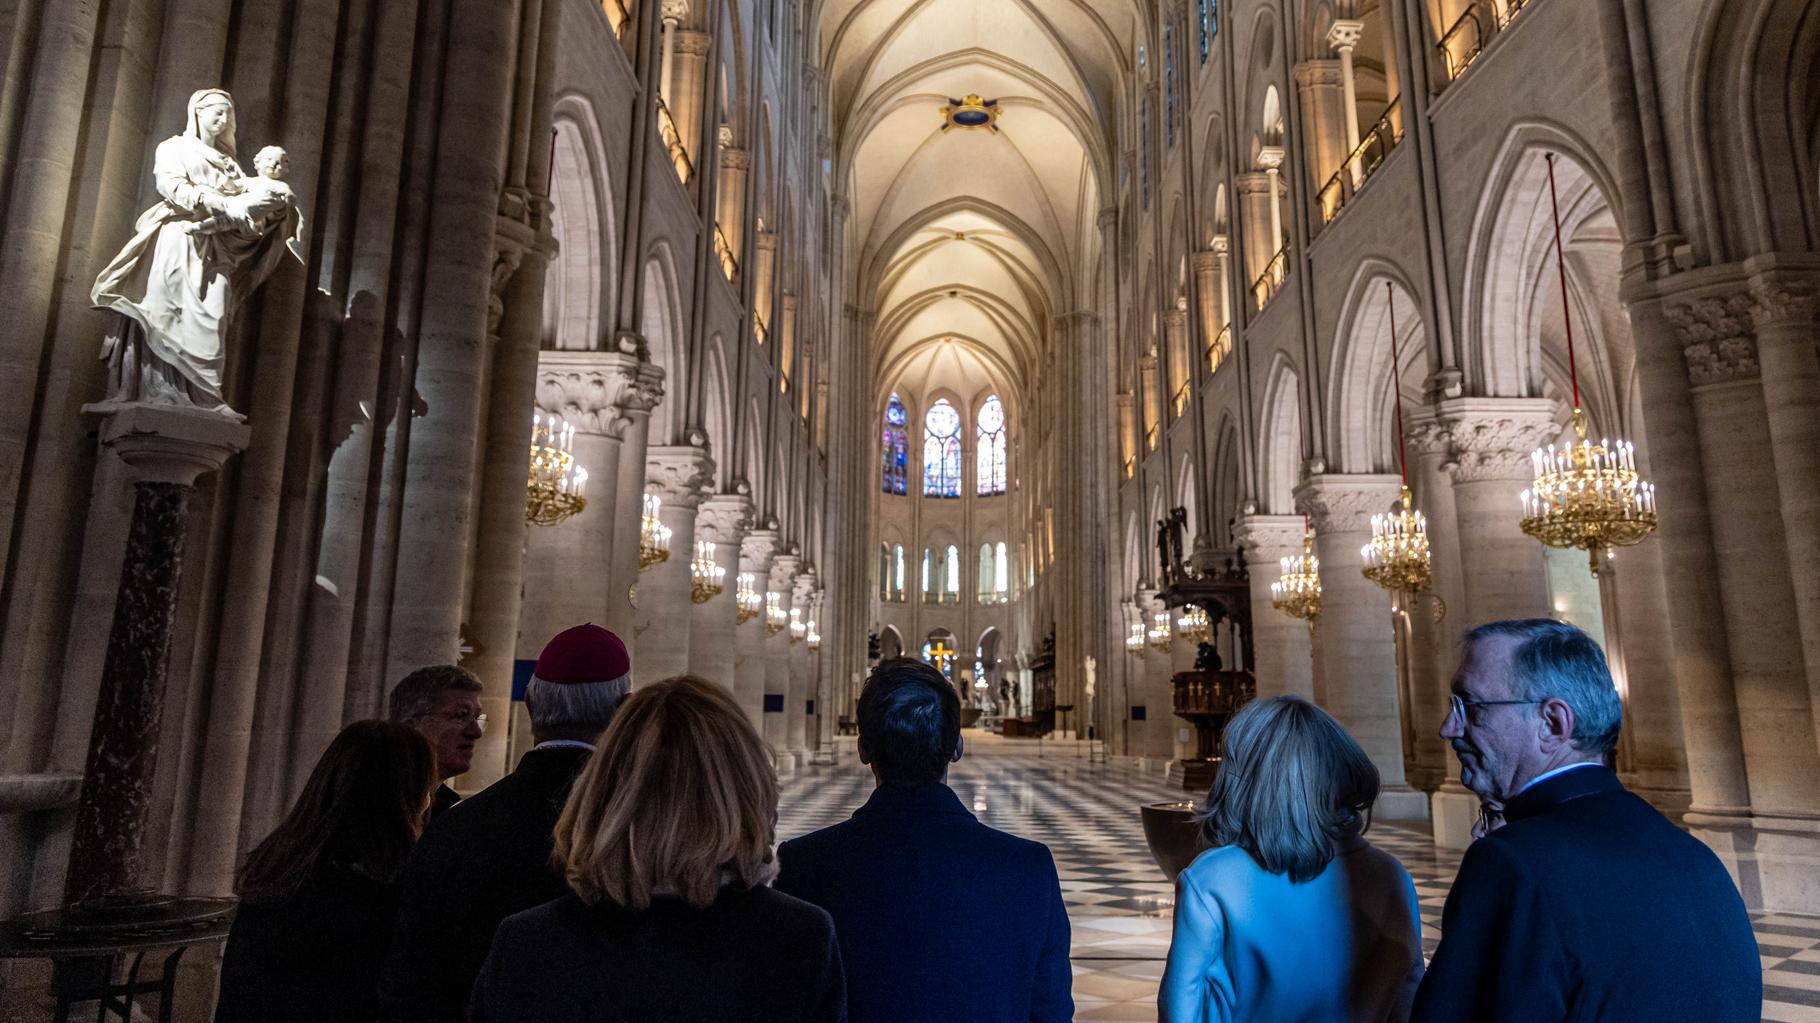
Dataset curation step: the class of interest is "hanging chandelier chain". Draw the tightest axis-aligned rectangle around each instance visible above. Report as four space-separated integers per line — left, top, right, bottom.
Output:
1385 280 1409 484
1545 152 1582 412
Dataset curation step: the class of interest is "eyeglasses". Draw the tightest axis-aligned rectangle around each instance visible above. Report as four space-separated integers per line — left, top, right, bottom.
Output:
1448 694 1544 723
418 709 487 733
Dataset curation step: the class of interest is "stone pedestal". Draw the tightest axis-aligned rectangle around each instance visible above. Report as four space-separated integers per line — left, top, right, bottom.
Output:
1298 474 1427 821
64 404 248 907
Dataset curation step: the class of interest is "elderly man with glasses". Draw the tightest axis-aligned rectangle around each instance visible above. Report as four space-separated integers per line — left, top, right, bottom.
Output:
1410 619 1759 1022
388 664 488 820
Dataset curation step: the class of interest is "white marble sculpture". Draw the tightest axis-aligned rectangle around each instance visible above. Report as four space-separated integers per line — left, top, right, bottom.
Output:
91 89 304 417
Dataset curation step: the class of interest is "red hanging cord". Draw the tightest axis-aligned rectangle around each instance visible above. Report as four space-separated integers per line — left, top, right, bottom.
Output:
1545 153 1582 412
1386 280 1408 485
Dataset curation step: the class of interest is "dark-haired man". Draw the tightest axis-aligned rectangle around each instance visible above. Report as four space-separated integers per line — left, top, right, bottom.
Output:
387 664 486 819
774 657 1073 1023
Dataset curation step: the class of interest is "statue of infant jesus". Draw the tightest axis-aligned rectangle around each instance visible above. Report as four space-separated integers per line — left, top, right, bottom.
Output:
194 145 296 237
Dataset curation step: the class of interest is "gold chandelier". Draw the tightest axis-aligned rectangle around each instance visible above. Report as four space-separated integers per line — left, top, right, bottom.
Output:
1125 618 1146 651
638 493 672 570
525 414 588 527
690 540 726 603
1147 609 1173 653
735 573 763 624
1272 519 1322 621
765 591 788 634
1519 154 1658 576
1176 605 1211 643
1361 281 1433 594
789 608 806 644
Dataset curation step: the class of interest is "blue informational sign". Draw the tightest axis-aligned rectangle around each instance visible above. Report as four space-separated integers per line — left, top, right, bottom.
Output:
1130 705 1147 721
512 659 536 702
763 694 785 713
805 700 815 716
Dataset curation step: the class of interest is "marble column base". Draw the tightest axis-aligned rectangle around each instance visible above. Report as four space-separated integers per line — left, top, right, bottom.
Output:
1688 808 1820 915
1430 782 1480 851
1375 784 1431 823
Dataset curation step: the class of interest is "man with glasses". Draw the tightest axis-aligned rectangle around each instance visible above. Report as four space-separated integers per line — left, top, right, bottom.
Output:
381 624 633 1023
1411 619 1758 1022
388 664 487 820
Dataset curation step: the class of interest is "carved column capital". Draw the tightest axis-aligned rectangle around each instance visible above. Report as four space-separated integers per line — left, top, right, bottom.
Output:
740 528 780 570
696 494 753 546
770 552 803 591
1294 474 1404 534
660 0 689 22
1193 250 1220 274
1748 270 1820 329
1209 234 1230 256
1098 207 1119 232
1230 514 1306 560
675 29 711 55
534 351 650 439
720 146 750 171
1407 397 1564 483
1255 146 1285 173
1326 18 1364 51
1665 289 1759 387
645 444 716 509
1294 59 1345 88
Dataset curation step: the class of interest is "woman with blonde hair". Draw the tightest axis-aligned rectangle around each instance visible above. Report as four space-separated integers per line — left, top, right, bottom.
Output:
1160 695 1423 1022
471 675 846 1021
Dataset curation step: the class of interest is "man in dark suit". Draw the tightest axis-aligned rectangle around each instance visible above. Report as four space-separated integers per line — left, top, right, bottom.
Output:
378 624 632 1022
775 657 1073 1023
387 664 486 821
1411 619 1760 1022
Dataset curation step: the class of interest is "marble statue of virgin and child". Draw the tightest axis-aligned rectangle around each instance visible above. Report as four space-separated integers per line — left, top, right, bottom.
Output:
90 88 304 418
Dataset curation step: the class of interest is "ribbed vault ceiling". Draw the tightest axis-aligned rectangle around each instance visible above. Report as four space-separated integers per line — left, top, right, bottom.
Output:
818 0 1144 408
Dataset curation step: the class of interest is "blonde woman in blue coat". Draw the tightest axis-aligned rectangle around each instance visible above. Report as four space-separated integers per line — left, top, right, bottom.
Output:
1160 696 1423 1023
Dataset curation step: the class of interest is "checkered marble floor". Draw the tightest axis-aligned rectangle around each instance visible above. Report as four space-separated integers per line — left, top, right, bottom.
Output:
777 731 1820 1022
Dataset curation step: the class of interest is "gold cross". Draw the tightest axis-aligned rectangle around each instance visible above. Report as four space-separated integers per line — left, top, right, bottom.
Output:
927 641 956 672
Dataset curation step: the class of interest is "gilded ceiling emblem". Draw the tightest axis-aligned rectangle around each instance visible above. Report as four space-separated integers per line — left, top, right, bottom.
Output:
941 95 1001 132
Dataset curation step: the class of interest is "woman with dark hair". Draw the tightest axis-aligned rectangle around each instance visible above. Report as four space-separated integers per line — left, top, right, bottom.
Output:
1159 695 1423 1022
214 720 436 1022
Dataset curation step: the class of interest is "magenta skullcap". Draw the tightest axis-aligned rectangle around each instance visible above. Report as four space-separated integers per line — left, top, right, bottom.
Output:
533 624 631 687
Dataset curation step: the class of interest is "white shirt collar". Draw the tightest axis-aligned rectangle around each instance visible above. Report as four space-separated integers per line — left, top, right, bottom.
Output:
531 739 596 752
1515 760 1601 796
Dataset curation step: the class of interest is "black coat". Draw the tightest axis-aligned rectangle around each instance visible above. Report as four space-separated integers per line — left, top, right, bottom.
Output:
470 887 846 1022
774 781 1073 1023
428 783 459 821
378 745 590 1022
214 868 401 1022
1411 765 1760 1022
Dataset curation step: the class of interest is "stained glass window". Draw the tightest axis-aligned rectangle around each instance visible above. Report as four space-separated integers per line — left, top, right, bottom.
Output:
1165 27 1177 148
882 393 909 495
922 399 963 498
976 395 1007 496
1199 0 1214 63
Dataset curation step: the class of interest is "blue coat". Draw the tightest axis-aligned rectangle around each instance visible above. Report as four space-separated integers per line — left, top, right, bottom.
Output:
1411 765 1761 1022
774 781 1073 1023
1159 836 1423 1022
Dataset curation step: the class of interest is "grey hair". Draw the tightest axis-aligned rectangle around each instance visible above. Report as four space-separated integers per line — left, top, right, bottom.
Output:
1198 695 1379 884
1465 619 1623 758
387 664 483 723
526 675 630 733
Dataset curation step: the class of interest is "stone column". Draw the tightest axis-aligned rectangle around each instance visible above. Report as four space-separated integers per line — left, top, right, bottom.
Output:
1232 515 1313 700
1297 474 1427 820
690 494 751 688
1256 147 1286 263
1164 308 1189 414
1193 249 1224 369
1665 282 1820 912
64 405 248 906
1294 59 1347 210
766 550 802 763
658 6 681 105
1405 412 1475 847
1328 20 1365 183
609 362 665 643
717 144 750 259
788 570 817 753
1747 262 1820 720
519 350 645 654
673 29 710 166
1433 398 1560 624
1235 171 1275 300
1139 353 1161 450
736 528 780 728
639 444 716 681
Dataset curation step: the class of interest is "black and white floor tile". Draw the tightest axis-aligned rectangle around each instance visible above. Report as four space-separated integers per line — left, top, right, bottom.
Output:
777 731 1820 1022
